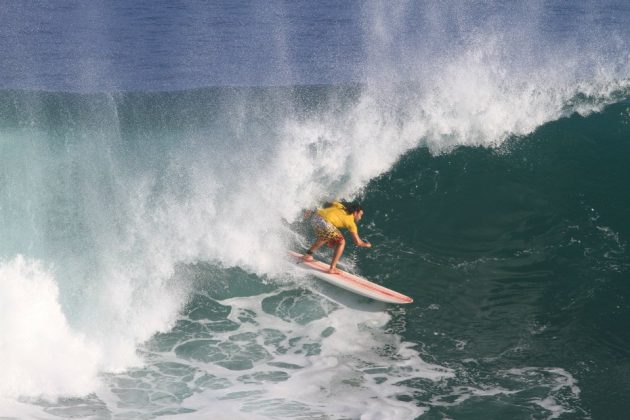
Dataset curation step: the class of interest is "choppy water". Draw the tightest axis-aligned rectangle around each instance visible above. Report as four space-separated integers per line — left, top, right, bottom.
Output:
1 1 629 419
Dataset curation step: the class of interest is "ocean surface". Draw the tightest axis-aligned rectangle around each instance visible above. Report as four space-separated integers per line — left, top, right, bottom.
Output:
1 1 629 419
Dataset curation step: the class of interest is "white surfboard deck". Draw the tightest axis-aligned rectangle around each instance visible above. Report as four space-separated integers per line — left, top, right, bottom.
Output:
288 251 413 304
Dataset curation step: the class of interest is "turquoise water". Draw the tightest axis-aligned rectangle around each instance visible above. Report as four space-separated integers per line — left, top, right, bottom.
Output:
2 1 630 419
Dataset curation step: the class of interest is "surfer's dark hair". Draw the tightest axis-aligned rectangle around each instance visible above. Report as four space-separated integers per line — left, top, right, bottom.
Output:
343 202 363 214
323 200 363 214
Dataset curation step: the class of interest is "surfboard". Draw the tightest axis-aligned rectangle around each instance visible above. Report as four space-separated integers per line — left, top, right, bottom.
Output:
288 251 413 304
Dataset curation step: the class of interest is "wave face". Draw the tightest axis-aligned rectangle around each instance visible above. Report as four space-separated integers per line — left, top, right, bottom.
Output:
1 1 630 419
361 100 630 419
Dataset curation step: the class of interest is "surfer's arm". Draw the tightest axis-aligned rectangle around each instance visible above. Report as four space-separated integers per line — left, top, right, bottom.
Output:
350 232 371 248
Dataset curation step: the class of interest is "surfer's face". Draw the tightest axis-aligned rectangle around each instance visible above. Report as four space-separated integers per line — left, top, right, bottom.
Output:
353 210 364 221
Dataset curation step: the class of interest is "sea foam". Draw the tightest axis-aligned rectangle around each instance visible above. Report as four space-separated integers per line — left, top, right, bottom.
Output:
0 256 101 398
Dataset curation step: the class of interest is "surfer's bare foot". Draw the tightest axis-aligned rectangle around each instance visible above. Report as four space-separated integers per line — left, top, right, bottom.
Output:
328 267 341 275
302 254 314 262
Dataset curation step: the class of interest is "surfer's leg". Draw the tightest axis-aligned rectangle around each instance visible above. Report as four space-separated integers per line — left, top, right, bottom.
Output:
304 238 326 261
328 238 345 274
306 214 334 261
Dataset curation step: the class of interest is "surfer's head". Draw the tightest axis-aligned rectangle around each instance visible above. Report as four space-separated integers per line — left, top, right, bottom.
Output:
343 202 364 221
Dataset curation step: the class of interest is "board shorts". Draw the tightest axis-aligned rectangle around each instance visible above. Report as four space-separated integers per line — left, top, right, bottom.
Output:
311 214 344 247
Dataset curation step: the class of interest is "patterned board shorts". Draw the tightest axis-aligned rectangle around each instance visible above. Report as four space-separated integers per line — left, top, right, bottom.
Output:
311 214 344 247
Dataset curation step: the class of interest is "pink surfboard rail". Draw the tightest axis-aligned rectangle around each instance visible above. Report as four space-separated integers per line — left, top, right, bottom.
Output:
288 251 413 304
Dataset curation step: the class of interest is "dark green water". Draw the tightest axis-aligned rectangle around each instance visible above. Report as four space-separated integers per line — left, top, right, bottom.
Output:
358 101 630 418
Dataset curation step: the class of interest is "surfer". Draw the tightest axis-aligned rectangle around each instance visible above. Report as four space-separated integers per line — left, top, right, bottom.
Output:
303 201 371 274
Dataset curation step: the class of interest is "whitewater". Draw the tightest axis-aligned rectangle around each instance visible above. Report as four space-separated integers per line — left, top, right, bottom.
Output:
1 1 629 419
